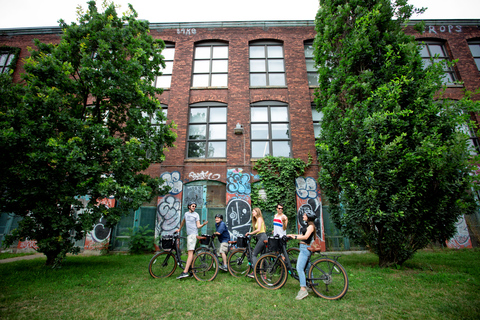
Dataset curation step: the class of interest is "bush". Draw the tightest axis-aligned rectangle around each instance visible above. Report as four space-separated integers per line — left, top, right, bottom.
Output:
123 225 155 254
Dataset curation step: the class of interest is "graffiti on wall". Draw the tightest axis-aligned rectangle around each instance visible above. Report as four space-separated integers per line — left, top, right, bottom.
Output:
156 171 183 241
188 171 221 181
84 197 115 250
446 215 472 249
226 168 252 239
295 177 325 252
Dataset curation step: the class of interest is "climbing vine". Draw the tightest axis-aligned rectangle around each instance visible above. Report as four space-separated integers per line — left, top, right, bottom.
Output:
251 155 312 223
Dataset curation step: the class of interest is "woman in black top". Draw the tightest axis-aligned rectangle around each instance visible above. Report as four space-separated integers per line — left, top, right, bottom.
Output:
288 210 316 300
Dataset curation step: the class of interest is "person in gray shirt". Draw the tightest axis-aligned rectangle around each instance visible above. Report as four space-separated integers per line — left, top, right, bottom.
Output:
175 201 208 279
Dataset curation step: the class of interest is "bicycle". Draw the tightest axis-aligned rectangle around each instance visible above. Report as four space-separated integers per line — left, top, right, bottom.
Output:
148 232 219 281
227 234 300 278
253 236 349 300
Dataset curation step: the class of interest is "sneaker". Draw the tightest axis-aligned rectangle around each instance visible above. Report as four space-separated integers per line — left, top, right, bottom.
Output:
176 272 190 279
219 265 228 272
306 287 313 293
295 289 309 300
247 273 254 278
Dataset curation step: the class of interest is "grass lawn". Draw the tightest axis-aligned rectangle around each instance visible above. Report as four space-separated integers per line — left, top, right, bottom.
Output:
0 248 479 319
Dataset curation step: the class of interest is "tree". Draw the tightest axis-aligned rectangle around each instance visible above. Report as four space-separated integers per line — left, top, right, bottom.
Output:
314 0 479 267
0 1 176 267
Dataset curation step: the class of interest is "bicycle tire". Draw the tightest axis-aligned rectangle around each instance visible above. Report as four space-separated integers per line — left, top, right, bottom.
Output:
308 258 349 300
148 251 177 278
253 253 288 290
192 251 219 281
227 248 251 278
286 247 300 269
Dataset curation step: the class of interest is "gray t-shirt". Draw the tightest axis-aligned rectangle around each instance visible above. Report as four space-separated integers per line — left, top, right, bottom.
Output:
184 211 200 235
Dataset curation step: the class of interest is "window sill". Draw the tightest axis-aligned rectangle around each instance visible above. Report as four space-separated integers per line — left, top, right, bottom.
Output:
250 86 288 89
185 158 227 163
190 86 228 90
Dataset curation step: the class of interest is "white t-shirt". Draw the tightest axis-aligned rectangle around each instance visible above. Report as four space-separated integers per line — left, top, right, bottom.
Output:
184 211 200 235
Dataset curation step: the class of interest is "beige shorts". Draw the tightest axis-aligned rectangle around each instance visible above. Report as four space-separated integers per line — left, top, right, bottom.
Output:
186 234 197 251
218 242 228 254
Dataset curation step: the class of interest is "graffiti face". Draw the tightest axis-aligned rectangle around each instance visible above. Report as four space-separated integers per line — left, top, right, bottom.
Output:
226 199 251 239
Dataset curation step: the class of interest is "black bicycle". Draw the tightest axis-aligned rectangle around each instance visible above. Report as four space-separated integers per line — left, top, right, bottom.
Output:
253 236 349 300
227 234 300 278
148 232 219 281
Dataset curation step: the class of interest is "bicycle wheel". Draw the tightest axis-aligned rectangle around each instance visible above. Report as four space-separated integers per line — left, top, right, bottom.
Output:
148 251 177 278
253 253 288 290
286 247 300 269
192 251 219 281
308 258 349 300
227 248 250 278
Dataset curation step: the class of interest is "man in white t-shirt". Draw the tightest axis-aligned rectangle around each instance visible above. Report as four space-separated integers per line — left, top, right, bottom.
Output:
175 201 208 279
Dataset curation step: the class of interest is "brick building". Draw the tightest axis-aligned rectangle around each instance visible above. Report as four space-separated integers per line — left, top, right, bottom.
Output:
1 19 480 251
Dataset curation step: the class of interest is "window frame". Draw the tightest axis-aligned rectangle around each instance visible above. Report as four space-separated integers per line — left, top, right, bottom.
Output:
312 104 323 139
191 41 229 88
186 102 228 159
304 40 319 87
249 40 286 87
154 43 175 89
418 40 458 86
467 40 480 73
250 101 291 158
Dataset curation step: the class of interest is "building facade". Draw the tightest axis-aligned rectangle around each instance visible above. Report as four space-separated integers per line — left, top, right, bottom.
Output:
1 19 480 252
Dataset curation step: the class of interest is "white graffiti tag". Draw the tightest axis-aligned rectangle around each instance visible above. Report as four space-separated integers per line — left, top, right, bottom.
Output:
188 171 221 181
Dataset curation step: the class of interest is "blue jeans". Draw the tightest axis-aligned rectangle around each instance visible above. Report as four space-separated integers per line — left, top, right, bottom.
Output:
297 243 312 287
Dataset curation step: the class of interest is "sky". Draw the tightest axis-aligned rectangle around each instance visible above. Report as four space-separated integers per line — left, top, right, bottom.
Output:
0 0 479 29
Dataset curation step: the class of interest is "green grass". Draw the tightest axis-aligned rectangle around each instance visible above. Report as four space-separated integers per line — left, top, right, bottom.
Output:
1 249 479 319
0 252 35 260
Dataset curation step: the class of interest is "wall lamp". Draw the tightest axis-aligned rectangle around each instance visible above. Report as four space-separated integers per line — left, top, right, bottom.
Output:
234 123 244 135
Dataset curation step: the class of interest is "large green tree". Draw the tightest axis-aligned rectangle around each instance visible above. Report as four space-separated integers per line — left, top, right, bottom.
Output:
314 0 479 266
0 1 176 266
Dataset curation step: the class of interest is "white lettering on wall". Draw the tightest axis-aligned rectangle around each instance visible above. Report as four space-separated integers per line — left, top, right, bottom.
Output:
177 28 197 35
427 25 462 34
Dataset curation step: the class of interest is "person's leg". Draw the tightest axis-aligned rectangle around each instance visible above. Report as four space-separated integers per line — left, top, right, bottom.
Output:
295 244 311 300
251 234 266 267
184 250 194 273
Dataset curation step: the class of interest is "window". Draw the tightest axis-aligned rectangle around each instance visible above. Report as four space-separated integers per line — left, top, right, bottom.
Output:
142 104 168 132
157 44 175 88
0 52 15 74
249 41 286 87
192 42 228 87
312 105 323 138
187 102 227 158
251 101 291 158
304 41 319 86
419 40 457 85
468 40 480 72
155 44 175 88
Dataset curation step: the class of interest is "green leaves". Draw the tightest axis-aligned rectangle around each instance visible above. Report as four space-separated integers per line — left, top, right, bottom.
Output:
0 1 175 267
315 0 479 267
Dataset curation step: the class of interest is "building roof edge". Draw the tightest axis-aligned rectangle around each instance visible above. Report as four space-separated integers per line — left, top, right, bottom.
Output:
1 19 479 36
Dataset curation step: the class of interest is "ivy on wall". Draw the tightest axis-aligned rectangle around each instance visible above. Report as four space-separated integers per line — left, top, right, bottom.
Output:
251 155 312 224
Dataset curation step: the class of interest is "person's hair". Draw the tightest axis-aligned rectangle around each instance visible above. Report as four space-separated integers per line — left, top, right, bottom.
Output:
276 203 284 208
307 220 317 241
252 207 263 227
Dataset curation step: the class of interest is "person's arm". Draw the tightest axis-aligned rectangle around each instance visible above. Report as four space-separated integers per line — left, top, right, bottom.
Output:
288 225 314 241
282 215 288 231
196 219 208 229
246 217 263 236
175 218 185 233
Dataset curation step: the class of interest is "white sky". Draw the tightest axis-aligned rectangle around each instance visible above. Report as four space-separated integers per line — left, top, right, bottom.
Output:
0 0 479 29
